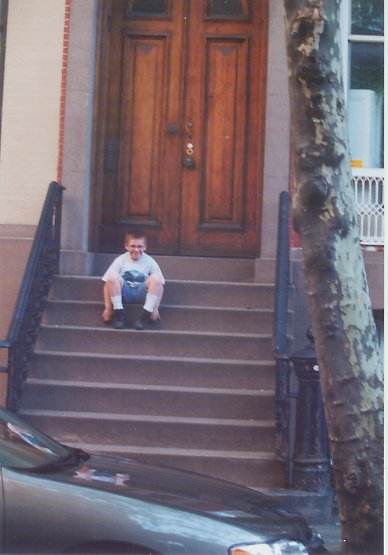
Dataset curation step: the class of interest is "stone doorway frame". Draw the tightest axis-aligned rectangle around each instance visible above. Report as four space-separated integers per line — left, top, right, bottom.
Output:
60 0 290 278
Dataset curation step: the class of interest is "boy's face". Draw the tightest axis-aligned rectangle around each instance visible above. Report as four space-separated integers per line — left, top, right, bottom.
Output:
125 236 147 261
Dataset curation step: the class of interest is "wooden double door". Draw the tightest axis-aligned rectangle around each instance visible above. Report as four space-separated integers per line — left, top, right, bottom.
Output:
94 0 268 255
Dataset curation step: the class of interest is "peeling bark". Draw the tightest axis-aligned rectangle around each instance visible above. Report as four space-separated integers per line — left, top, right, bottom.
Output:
283 1 383 553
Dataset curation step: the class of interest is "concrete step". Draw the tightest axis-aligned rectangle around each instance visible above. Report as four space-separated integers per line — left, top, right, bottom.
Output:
36 325 273 360
46 440 284 488
42 300 274 334
30 351 276 389
19 410 275 452
49 276 275 308
90 254 276 284
21 379 275 420
20 260 283 490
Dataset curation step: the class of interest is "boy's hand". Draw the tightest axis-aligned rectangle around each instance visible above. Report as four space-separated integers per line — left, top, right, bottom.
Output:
150 307 161 322
102 307 113 324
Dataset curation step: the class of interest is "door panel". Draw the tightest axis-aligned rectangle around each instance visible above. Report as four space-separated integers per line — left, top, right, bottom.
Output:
97 0 186 253
180 1 267 255
94 0 268 256
118 35 167 221
185 37 248 227
204 40 247 223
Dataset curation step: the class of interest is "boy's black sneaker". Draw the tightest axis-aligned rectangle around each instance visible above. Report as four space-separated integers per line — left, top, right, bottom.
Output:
134 309 152 330
112 309 125 330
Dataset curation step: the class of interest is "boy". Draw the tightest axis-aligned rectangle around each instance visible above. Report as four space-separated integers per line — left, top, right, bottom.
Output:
101 230 165 330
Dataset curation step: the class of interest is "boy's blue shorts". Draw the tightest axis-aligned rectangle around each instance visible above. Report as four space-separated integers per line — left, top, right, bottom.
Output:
122 281 147 304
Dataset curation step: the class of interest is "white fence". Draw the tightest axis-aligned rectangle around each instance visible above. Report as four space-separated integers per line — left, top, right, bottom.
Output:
352 169 384 246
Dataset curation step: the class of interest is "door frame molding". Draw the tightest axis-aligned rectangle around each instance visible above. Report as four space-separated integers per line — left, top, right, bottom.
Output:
59 1 290 274
89 0 113 252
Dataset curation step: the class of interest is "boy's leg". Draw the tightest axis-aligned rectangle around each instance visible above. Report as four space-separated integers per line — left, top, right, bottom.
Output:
102 270 125 328
134 275 164 330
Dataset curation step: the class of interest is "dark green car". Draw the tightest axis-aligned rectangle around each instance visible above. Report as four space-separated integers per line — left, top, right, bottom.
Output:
0 407 326 554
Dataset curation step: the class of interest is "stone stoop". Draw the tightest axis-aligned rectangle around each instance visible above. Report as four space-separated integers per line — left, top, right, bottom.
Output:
18 255 285 489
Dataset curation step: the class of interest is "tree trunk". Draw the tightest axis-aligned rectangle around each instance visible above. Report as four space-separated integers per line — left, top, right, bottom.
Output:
283 1 384 553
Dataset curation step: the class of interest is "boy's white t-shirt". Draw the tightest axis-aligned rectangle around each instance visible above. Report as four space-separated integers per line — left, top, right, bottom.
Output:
101 252 165 284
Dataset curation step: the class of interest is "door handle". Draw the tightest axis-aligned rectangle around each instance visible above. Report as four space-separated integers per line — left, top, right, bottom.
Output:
183 142 196 168
183 156 196 168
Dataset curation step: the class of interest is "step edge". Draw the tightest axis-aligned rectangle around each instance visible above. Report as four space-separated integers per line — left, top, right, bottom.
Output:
45 300 274 314
32 350 276 367
39 324 272 339
24 378 276 396
20 409 275 427
62 442 278 460
54 276 274 287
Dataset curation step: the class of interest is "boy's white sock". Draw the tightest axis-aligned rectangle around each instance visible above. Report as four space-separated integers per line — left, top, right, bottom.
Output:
111 295 124 310
143 293 159 313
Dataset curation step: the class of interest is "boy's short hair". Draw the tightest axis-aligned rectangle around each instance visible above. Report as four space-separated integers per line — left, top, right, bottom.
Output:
125 228 146 243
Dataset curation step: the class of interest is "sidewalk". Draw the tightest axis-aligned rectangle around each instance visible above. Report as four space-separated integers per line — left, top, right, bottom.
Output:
313 515 342 553
257 487 341 553
299 495 342 553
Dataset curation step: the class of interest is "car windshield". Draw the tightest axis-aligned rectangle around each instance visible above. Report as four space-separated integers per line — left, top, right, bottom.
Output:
0 407 72 469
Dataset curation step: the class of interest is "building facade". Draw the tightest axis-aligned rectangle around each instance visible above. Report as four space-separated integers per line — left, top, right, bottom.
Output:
0 0 384 361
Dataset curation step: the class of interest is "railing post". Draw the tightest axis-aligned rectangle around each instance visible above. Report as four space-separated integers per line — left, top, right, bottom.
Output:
290 332 330 492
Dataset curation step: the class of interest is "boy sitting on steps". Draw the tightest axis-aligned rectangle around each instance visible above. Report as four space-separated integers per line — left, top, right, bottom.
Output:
101 229 165 330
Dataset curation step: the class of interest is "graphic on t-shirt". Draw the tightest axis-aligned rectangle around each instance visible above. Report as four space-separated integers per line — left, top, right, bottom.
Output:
122 270 146 288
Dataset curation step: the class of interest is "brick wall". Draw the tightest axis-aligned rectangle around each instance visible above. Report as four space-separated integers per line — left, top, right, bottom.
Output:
57 0 71 183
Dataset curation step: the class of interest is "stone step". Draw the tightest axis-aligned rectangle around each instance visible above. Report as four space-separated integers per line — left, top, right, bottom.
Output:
19 410 275 452
20 260 283 490
50 276 275 308
90 254 276 283
36 325 273 360
47 440 284 488
42 300 274 334
30 351 276 390
21 379 275 420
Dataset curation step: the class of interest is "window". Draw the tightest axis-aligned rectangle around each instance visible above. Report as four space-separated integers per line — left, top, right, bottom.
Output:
126 0 167 17
342 0 384 170
341 1 384 246
207 0 246 18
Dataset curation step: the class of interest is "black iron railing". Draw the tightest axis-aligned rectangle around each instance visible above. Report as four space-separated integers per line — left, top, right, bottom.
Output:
0 181 65 411
273 192 331 490
273 191 295 483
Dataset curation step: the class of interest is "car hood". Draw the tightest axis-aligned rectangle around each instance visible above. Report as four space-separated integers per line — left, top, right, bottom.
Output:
32 452 321 548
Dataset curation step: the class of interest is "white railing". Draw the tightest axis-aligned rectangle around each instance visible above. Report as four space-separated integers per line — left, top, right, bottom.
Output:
352 168 384 246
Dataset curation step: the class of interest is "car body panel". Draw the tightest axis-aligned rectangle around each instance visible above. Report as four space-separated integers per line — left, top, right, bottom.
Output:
3 464 263 554
0 407 324 554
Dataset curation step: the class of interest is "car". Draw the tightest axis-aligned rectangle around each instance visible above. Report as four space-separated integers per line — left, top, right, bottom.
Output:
0 406 327 554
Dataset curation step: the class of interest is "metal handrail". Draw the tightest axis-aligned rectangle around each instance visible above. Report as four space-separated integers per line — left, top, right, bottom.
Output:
273 191 291 356
0 181 65 411
273 191 294 483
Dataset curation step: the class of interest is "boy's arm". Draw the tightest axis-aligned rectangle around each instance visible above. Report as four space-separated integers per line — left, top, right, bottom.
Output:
102 254 123 282
149 259 165 284
101 282 113 323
